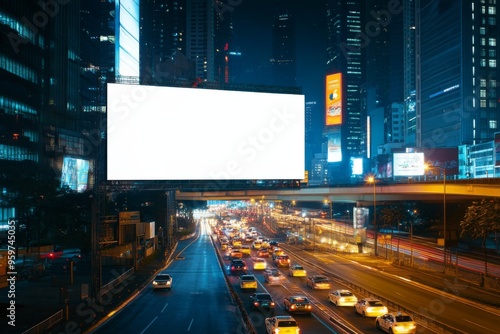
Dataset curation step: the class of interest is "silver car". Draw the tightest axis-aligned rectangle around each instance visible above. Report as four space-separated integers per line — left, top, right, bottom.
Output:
152 273 173 291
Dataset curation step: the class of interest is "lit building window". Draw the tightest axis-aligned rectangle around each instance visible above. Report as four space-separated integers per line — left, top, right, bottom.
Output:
489 59 497 67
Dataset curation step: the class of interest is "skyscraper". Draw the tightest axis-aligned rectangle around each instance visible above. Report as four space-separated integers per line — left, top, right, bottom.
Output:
404 0 417 147
416 0 500 149
271 13 296 87
325 0 364 183
140 0 187 82
186 0 232 82
186 0 215 81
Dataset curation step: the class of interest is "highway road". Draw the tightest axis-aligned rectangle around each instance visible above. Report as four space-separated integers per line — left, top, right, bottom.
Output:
91 221 244 334
91 217 500 334
276 245 500 333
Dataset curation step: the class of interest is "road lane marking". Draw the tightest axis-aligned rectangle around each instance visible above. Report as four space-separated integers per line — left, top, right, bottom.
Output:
161 302 168 313
463 319 497 333
187 318 194 331
140 316 158 334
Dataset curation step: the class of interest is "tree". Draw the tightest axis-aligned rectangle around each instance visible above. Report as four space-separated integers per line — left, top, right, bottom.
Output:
378 206 406 259
460 199 500 275
379 206 405 232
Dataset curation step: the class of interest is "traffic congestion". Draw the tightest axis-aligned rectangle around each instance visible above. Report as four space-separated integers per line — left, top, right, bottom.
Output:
211 215 418 334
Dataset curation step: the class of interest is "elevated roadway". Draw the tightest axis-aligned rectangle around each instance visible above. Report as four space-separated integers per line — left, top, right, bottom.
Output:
175 178 500 203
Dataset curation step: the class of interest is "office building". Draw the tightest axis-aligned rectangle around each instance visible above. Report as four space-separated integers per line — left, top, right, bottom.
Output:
271 13 297 87
404 0 417 147
140 0 187 83
325 0 364 184
416 0 500 149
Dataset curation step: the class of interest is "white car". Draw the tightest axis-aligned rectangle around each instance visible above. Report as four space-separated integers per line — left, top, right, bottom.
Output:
265 315 300 334
152 273 172 291
354 298 388 317
288 264 307 277
253 258 268 270
328 289 358 306
375 312 417 333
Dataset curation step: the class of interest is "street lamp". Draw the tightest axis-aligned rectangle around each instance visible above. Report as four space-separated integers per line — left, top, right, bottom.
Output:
425 164 447 272
323 198 332 220
442 167 447 272
367 175 378 256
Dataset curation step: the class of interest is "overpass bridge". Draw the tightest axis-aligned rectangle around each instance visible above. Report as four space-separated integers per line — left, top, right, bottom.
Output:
175 178 500 204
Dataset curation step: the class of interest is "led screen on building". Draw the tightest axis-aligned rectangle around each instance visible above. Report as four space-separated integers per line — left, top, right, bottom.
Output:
107 83 305 180
61 157 89 192
351 157 363 175
327 128 342 162
393 152 425 176
325 73 342 126
116 0 140 77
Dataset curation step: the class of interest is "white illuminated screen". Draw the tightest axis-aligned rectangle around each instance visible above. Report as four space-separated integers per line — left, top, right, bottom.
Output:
116 0 140 77
107 83 305 180
393 152 425 176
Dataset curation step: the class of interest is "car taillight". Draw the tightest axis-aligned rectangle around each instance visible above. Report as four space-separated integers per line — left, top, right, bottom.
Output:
270 302 275 306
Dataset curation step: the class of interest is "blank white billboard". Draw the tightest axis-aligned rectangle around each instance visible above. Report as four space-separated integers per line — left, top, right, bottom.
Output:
393 152 425 176
107 83 305 180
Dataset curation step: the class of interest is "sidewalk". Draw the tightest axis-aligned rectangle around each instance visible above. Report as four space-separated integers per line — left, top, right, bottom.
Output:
0 252 168 334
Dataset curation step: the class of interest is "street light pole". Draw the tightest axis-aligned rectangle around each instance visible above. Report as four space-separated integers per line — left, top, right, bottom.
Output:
425 163 448 273
443 168 447 273
367 176 378 256
410 220 414 267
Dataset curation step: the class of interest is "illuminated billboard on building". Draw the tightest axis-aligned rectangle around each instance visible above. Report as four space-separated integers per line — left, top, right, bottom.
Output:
351 157 363 175
60 157 90 192
116 0 140 77
325 73 342 126
495 132 500 167
393 152 425 176
327 128 342 162
107 83 305 180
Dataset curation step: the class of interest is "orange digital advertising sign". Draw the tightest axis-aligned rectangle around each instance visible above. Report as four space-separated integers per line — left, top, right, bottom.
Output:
325 73 342 126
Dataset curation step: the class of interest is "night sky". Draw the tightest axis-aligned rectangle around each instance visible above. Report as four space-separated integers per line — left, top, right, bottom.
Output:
230 0 326 104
